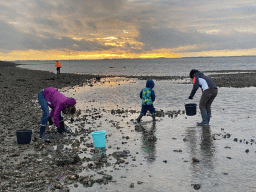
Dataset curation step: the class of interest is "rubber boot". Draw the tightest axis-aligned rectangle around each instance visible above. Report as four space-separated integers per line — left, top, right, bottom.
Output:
40 125 50 142
207 111 211 124
152 114 156 121
58 117 71 133
137 114 143 122
197 110 209 126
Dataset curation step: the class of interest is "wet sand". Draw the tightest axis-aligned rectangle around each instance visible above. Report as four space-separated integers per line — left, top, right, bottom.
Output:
0 61 256 191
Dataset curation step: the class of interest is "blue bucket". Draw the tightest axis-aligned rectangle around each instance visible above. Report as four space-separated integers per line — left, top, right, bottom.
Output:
90 131 106 148
16 129 32 144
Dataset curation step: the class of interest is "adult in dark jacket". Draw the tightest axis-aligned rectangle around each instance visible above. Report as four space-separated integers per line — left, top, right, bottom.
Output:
137 79 156 122
188 69 218 126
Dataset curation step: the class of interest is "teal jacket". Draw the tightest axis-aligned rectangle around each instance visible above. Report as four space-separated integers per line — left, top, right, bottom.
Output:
140 80 155 105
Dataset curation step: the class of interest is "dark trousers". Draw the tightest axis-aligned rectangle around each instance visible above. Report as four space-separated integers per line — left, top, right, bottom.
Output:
56 67 60 74
199 88 218 112
140 104 156 115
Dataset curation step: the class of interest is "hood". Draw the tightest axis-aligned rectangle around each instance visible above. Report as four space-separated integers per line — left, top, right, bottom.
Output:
66 98 76 106
194 71 204 77
146 79 154 89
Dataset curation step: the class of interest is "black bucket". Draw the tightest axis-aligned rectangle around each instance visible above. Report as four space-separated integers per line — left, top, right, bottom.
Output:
185 103 197 116
16 130 32 144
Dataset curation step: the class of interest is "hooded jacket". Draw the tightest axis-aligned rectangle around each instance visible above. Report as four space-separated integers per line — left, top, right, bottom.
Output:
55 61 61 68
189 71 217 99
43 87 76 127
140 80 156 105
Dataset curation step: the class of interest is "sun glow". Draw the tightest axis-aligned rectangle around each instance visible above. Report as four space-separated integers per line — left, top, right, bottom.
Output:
1 47 256 61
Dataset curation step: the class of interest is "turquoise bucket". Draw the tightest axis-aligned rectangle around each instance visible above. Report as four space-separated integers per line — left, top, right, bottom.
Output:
90 131 107 148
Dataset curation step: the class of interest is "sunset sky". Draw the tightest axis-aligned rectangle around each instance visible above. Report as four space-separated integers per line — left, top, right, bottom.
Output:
1 0 256 60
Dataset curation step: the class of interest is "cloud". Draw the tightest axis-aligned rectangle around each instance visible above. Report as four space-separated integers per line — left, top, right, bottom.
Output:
1 0 256 59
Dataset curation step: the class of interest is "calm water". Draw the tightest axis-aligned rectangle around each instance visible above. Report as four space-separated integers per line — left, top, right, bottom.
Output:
60 78 256 192
15 57 256 191
14 56 256 76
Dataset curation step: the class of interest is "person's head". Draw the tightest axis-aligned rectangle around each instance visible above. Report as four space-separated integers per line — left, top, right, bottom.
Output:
189 69 198 79
63 105 76 115
63 97 77 118
146 79 155 89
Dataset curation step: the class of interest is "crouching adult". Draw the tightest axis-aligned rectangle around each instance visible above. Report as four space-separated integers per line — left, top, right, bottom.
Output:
188 69 218 126
38 87 76 141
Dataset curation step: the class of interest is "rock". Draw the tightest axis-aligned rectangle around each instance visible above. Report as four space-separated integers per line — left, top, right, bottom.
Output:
129 183 134 188
191 184 201 190
192 157 200 163
112 151 129 159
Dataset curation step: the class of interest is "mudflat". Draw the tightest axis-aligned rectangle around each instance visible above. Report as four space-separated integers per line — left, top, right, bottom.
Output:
0 61 254 191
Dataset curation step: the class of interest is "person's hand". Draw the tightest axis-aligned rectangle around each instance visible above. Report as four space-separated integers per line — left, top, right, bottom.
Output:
188 96 193 99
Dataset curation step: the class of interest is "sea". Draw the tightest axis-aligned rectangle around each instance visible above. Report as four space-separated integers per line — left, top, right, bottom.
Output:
13 56 256 191
14 56 256 77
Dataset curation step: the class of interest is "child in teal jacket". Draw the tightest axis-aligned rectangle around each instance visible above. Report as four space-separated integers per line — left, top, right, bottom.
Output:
137 80 156 122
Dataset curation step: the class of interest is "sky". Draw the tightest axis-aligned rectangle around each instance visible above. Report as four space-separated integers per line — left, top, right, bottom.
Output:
1 0 256 60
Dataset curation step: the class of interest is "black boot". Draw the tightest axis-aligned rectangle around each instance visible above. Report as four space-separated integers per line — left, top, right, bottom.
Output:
58 116 71 133
137 114 143 122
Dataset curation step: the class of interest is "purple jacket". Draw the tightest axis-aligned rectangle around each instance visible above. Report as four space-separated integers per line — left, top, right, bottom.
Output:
43 87 76 127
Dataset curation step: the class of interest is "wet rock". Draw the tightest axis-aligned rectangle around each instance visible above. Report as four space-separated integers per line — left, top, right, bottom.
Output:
245 149 249 153
54 152 81 166
192 157 200 163
173 149 182 153
163 160 167 163
234 138 238 142
129 183 134 188
137 181 143 184
191 184 201 190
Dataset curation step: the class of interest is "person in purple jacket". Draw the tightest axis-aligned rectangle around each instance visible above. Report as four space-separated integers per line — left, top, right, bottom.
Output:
38 87 76 141
188 69 218 126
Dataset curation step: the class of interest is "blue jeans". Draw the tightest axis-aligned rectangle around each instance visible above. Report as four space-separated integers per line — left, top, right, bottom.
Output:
140 104 156 115
38 90 49 126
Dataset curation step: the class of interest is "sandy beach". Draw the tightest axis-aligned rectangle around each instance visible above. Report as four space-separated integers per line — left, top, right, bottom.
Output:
1 61 256 191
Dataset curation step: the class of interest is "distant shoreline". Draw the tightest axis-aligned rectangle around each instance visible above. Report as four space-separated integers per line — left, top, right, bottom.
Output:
7 54 256 62
1 60 256 88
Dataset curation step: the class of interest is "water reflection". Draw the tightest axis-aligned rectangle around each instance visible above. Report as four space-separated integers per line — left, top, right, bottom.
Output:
200 127 215 170
135 122 157 163
91 148 107 161
186 126 215 189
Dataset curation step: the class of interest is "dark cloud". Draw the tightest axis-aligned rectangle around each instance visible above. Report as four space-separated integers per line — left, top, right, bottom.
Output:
1 0 256 55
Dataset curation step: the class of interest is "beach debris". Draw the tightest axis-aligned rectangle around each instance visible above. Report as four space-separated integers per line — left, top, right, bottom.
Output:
192 157 200 163
129 183 134 188
191 184 201 190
